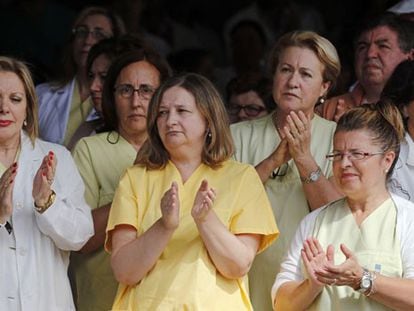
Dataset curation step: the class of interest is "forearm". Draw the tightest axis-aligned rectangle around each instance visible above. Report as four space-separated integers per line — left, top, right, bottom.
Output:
79 203 111 254
255 152 284 183
368 275 414 310
195 210 258 279
111 219 175 285
275 280 322 311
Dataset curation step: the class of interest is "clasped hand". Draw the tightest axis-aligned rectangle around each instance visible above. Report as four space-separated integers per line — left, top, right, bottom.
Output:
302 238 362 290
160 179 216 230
279 110 312 161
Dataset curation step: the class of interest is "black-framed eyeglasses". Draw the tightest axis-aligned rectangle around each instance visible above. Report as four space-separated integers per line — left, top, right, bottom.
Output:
325 151 384 162
114 84 156 100
228 104 266 117
72 26 111 40
270 163 289 179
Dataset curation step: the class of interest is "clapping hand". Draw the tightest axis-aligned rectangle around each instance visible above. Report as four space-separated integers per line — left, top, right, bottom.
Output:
191 179 216 222
302 238 334 290
0 162 17 223
160 182 180 230
32 151 56 206
315 243 362 289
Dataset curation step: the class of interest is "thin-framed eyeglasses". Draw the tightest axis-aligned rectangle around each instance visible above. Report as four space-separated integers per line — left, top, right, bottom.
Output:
72 26 111 40
325 151 384 162
228 104 266 117
114 84 156 100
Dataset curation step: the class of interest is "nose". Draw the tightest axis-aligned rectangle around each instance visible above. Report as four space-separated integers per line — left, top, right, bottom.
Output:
0 98 10 113
338 153 352 168
130 91 145 108
366 43 378 58
90 77 102 93
85 32 98 46
287 72 299 88
238 107 248 120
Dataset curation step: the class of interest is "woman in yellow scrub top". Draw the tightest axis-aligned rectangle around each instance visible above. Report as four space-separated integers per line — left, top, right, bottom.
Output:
106 73 279 310
273 101 414 310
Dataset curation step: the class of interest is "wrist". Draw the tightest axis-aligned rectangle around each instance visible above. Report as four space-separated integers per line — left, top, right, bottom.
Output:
34 189 56 214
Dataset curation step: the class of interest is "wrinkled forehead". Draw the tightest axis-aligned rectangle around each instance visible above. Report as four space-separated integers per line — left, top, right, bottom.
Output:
358 25 399 44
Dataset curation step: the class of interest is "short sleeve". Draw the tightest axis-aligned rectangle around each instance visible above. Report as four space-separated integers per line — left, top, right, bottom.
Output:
105 168 139 252
229 165 279 253
72 138 99 209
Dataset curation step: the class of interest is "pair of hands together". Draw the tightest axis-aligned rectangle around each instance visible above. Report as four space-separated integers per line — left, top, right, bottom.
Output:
160 179 216 230
272 110 312 166
0 151 57 222
302 237 363 291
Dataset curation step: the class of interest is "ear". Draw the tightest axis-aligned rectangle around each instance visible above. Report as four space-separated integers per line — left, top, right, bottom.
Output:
383 150 396 172
407 49 414 60
320 81 331 98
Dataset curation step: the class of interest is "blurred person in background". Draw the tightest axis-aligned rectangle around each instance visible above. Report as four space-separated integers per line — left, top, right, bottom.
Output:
226 72 275 123
36 6 125 148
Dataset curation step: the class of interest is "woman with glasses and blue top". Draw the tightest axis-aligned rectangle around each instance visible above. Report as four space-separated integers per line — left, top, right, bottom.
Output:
273 100 414 310
70 47 171 311
231 31 343 311
35 6 125 149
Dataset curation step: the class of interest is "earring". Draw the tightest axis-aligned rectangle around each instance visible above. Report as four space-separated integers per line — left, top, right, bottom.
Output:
319 97 325 104
23 119 27 127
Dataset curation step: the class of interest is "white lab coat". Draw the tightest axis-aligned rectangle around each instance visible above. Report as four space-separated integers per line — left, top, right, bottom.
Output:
0 131 94 310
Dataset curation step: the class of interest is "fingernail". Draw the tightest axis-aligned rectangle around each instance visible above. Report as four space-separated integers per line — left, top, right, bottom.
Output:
49 151 54 156
9 179 13 184
12 169 16 174
48 161 51 166
12 162 17 167
42 172 46 177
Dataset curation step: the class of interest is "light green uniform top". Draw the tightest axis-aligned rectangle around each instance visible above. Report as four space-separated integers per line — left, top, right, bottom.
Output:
63 81 93 147
310 198 401 310
70 131 137 311
231 113 336 311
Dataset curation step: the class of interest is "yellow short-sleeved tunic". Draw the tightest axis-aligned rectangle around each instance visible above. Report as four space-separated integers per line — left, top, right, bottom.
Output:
70 132 137 311
106 160 279 310
231 113 336 311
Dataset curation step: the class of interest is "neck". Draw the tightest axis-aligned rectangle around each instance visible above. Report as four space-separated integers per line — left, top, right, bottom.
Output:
119 129 147 152
362 84 382 104
76 69 90 102
171 155 202 183
273 108 314 132
346 187 390 224
407 120 414 140
0 136 21 167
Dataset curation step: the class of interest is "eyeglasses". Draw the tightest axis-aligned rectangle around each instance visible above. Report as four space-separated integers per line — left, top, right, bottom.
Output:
228 104 266 117
114 84 156 100
270 163 289 179
72 26 111 40
325 151 384 162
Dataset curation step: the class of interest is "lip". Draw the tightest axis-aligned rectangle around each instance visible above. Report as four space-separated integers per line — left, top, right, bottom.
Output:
128 113 146 119
0 120 13 127
282 92 300 98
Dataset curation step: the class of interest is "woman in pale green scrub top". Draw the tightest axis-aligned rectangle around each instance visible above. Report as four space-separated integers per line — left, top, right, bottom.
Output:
69 48 171 311
273 101 414 310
